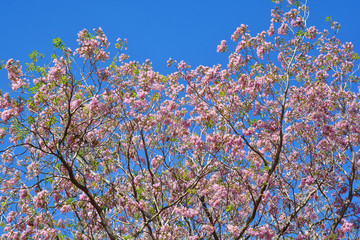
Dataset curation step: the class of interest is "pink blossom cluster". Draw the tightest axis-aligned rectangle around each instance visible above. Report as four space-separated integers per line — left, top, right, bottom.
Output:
75 28 109 62
217 40 227 52
5 59 27 90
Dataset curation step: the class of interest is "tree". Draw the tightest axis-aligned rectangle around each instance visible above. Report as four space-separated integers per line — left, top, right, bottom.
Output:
1 0 360 239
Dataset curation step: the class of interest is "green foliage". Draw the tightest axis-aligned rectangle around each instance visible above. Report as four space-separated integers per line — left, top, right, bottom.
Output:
45 176 54 184
1 197 8 207
29 50 44 63
151 92 160 101
66 197 75 204
249 119 257 126
326 16 341 32
262 164 270 173
46 116 58 128
36 66 47 76
187 188 197 195
91 160 100 171
296 29 305 37
293 0 300 7
30 82 45 94
0 59 5 71
26 62 35 72
57 233 68 240
51 53 58 59
26 51 46 75
11 119 27 141
226 204 235 214
27 116 35 125
325 16 333 23
161 75 169 83
204 119 215 129
52 37 67 50
353 53 360 60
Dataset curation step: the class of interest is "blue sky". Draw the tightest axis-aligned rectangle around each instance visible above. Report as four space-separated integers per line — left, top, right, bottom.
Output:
1 0 359 87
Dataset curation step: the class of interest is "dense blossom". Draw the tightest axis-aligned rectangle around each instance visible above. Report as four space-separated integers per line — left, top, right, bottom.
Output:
0 1 360 240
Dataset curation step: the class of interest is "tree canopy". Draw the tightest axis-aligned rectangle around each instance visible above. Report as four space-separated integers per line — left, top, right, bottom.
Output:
1 0 360 239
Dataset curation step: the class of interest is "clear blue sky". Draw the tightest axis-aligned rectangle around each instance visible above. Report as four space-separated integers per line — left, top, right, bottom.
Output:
1 0 359 87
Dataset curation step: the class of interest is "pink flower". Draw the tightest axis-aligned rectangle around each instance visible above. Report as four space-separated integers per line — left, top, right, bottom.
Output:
33 190 49 209
27 161 40 176
243 127 256 136
79 192 88 201
231 24 248 41
278 22 288 36
1 150 13 163
268 23 275 36
88 96 101 112
6 59 27 90
6 211 17 222
202 225 215 233
227 224 240 237
307 26 317 39
19 188 27 199
96 68 111 81
257 46 265 59
137 90 147 99
1 109 12 122
60 204 72 213
151 155 164 168
217 40 227 52
291 17 304 28
339 219 353 237
134 175 142 186
70 99 81 110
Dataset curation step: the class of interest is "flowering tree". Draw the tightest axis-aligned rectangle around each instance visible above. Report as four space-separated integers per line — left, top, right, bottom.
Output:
1 0 360 239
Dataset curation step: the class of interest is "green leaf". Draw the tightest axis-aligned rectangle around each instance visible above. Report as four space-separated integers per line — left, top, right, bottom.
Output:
1 198 8 207
262 165 270 172
27 116 35 125
57 233 66 240
249 119 257 126
91 160 100 171
36 66 47 76
161 75 169 83
26 62 35 72
45 177 54 184
152 92 160 101
353 53 360 60
226 204 235 213
29 50 44 63
66 197 74 204
187 188 197 194
296 29 305 37
205 119 215 129
51 53 58 59
0 59 5 71
52 37 66 50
